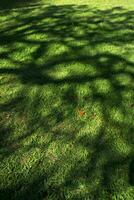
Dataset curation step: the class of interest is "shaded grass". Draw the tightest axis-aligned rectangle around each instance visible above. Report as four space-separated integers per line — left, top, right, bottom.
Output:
0 0 40 9
0 1 134 200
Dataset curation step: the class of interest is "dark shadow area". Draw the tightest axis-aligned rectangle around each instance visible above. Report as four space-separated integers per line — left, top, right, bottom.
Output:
129 158 134 186
0 0 40 9
0 4 134 200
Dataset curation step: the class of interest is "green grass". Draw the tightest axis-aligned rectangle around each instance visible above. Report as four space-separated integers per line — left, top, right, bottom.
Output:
0 0 134 199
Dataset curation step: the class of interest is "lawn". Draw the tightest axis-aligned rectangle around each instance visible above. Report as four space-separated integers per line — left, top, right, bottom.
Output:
0 0 134 199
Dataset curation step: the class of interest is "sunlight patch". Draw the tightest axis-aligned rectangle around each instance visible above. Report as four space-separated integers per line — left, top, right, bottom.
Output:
113 137 132 156
110 108 124 123
99 56 109 63
96 44 125 55
19 148 41 170
121 89 134 100
73 26 85 36
0 59 16 67
47 43 69 56
25 33 48 42
10 44 38 62
113 61 125 71
115 73 132 86
47 62 97 79
47 142 88 186
93 78 112 94
66 181 89 199
77 102 104 137
76 84 92 97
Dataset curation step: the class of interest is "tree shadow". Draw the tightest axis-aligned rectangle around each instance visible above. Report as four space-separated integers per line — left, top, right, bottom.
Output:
129 158 134 186
0 4 134 200
0 0 40 10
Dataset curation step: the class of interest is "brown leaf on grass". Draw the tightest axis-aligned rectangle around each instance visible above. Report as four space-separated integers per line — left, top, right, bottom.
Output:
78 110 86 117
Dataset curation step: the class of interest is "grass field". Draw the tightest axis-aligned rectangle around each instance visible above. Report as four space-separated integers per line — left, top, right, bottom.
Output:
0 0 134 199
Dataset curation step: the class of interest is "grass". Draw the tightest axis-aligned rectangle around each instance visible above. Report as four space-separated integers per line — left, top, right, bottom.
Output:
0 0 134 199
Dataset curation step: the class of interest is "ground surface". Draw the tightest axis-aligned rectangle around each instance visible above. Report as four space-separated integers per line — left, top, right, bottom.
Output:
0 0 134 200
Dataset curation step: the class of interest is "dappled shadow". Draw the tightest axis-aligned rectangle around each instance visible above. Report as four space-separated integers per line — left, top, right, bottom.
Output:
0 3 134 200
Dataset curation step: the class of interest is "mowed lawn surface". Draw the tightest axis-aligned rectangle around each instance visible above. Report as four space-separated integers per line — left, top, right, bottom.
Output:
0 0 134 199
